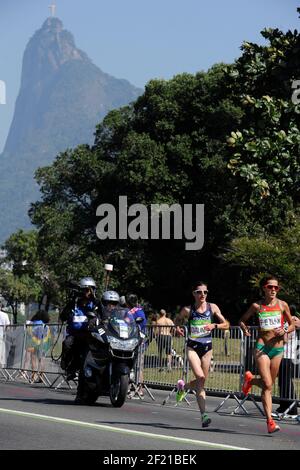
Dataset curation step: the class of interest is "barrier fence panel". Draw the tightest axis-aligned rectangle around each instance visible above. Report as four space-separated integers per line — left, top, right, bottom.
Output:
127 334 156 400
22 323 60 384
203 327 244 393
45 324 75 389
0 325 14 380
276 328 300 418
0 325 10 368
215 326 265 415
141 325 188 390
1 325 26 382
234 327 300 420
0 324 67 387
158 326 246 408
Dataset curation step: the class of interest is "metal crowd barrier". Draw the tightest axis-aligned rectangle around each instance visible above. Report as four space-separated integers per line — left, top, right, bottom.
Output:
230 326 300 420
0 324 67 388
0 324 299 421
127 324 188 401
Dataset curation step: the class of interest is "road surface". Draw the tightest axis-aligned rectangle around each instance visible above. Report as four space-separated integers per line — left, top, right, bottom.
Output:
0 381 299 454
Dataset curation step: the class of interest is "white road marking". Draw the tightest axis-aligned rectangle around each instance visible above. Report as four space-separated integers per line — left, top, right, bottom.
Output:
0 407 251 450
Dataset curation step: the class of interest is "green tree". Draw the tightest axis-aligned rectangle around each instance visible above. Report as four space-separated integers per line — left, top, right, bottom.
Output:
0 270 41 323
222 217 300 305
1 230 60 317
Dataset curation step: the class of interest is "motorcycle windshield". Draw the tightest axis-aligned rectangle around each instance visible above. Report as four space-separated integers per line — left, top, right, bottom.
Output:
106 308 137 339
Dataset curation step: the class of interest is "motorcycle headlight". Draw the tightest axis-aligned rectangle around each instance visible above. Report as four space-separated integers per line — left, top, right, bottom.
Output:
107 336 139 351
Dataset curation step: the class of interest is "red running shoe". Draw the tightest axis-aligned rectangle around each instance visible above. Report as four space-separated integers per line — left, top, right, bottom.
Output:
267 419 280 434
242 371 254 395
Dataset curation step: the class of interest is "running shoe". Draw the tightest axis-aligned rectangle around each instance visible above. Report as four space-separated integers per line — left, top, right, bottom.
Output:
201 413 211 428
242 370 254 395
176 379 187 402
267 419 280 434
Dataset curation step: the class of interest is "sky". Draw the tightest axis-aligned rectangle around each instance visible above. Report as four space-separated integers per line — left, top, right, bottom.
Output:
0 0 299 152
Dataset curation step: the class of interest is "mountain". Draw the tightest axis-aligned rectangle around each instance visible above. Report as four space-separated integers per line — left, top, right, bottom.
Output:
0 17 142 242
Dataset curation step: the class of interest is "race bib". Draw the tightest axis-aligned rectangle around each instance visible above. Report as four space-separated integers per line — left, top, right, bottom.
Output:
258 311 282 331
189 319 211 339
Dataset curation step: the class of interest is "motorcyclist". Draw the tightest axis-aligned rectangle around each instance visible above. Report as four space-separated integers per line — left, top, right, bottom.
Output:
60 277 99 397
78 289 143 406
101 290 122 319
101 291 144 327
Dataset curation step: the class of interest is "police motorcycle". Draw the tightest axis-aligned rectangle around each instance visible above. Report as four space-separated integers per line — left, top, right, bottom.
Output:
82 291 144 407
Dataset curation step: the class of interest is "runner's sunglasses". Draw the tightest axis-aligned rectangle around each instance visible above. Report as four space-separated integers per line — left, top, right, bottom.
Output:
264 284 279 291
193 290 208 295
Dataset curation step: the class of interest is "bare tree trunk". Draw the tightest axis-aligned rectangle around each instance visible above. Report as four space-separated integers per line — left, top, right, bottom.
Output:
10 301 18 324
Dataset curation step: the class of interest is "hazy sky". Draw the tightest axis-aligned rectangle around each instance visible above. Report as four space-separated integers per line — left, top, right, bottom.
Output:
0 0 299 152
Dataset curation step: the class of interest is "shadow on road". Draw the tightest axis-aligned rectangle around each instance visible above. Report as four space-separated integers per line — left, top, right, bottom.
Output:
97 419 267 437
0 396 114 408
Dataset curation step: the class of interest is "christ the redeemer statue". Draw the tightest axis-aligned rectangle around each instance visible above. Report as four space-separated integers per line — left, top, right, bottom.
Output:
49 3 56 17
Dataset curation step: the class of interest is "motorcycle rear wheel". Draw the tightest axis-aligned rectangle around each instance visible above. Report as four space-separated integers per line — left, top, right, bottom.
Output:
110 374 129 407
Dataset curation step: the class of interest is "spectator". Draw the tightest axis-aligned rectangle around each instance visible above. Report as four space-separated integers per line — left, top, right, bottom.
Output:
224 329 230 357
24 310 51 383
148 312 159 344
276 305 300 416
155 309 175 372
0 302 10 367
149 312 159 326
170 346 184 369
174 306 190 327
126 294 147 332
119 296 127 308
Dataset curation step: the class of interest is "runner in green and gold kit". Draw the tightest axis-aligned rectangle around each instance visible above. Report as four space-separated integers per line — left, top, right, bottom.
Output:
239 275 294 434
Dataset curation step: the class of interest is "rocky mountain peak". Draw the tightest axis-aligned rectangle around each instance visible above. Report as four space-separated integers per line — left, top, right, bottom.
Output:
42 17 64 33
0 17 142 242
21 18 87 89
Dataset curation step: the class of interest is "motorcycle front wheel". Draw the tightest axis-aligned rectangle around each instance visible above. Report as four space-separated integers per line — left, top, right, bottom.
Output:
110 374 129 407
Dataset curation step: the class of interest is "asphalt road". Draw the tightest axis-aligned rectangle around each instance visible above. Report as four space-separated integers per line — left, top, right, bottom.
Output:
0 381 299 453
